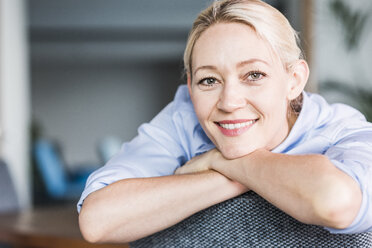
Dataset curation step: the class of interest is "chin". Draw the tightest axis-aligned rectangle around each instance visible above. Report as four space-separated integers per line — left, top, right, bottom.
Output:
219 146 256 160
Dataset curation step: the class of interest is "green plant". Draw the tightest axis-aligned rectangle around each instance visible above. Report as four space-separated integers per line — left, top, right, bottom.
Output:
321 0 372 121
329 0 369 51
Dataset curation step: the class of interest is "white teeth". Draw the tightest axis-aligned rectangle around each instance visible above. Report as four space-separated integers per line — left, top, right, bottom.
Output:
219 120 255 130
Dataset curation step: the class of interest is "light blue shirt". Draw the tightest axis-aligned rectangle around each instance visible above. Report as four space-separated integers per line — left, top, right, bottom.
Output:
78 85 372 234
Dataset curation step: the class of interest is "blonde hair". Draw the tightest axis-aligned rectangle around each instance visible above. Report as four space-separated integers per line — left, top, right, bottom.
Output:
183 0 304 114
184 0 303 74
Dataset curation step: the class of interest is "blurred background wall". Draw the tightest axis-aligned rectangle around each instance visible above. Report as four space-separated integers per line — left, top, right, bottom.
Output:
29 0 202 169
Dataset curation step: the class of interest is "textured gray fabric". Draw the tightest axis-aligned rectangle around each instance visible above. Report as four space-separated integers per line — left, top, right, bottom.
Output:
0 160 19 212
131 191 372 247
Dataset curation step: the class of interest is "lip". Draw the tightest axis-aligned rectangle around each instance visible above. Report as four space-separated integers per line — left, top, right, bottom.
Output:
218 119 255 124
215 119 257 137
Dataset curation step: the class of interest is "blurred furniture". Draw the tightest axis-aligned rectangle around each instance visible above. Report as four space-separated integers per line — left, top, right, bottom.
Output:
33 139 94 201
0 205 128 248
131 191 372 247
0 159 19 213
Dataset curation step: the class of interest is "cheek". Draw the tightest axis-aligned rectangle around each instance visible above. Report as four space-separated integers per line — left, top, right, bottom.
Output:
256 85 289 122
266 78 290 106
191 92 217 121
262 96 289 135
264 98 288 122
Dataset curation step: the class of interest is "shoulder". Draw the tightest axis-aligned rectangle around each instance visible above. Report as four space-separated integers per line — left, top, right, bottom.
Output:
304 92 372 142
149 84 212 158
277 92 372 153
305 92 365 124
172 84 195 112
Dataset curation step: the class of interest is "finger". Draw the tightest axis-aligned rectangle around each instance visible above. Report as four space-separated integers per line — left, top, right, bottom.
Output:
174 168 182 175
175 166 189 175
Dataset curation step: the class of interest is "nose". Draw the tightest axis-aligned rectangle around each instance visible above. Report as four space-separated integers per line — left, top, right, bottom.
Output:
217 83 246 112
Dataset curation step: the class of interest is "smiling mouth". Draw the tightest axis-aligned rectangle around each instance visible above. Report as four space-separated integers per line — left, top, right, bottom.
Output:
214 119 258 137
216 119 258 129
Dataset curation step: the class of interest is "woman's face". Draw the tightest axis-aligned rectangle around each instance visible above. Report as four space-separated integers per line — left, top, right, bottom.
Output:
189 22 298 159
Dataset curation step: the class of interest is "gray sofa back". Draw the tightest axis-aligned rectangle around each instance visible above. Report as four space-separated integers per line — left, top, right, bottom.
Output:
131 191 372 247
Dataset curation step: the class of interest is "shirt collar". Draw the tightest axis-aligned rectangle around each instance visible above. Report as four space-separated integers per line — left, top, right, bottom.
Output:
272 92 318 153
193 123 215 156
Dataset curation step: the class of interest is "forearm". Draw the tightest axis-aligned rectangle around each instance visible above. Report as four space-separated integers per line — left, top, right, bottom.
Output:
212 149 362 229
79 170 246 243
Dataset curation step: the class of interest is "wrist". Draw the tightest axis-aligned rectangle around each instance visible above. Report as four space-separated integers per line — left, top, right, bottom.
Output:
208 169 248 197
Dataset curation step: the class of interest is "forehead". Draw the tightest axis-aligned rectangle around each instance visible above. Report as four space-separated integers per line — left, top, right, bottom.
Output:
192 22 278 71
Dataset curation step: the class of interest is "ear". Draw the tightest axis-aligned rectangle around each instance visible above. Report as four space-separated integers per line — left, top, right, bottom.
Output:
187 72 193 97
287 60 309 100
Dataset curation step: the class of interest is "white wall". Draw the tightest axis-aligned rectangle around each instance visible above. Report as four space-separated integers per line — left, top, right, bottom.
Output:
0 0 31 209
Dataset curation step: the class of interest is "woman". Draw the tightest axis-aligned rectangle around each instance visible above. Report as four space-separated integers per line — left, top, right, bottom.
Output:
78 0 372 243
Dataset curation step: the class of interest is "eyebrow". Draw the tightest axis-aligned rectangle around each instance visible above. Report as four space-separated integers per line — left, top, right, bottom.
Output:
193 65 217 76
193 58 269 76
237 58 269 68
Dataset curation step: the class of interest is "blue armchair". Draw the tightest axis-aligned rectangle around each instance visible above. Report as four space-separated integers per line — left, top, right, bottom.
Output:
33 139 94 200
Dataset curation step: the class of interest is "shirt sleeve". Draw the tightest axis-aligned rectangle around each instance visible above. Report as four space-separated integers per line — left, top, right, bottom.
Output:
77 101 187 213
323 126 372 234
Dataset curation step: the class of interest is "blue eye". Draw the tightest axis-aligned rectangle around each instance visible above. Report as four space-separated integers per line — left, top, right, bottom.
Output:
198 77 217 86
250 72 262 80
246 71 266 81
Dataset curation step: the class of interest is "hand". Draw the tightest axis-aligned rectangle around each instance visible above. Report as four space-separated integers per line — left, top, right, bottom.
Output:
175 148 222 175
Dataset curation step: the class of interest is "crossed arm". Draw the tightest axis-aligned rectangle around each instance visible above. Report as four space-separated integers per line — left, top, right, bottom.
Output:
79 149 362 243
